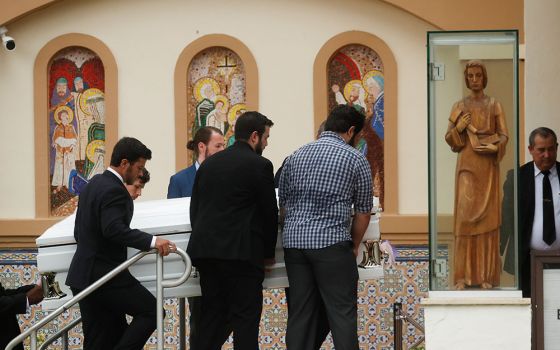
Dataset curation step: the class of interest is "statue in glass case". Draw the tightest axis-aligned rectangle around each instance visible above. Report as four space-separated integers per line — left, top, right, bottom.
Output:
445 60 508 290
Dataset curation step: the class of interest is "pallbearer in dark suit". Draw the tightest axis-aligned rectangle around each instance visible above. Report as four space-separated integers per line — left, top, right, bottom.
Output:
167 126 225 348
0 282 43 350
187 112 278 350
66 137 176 350
518 127 560 298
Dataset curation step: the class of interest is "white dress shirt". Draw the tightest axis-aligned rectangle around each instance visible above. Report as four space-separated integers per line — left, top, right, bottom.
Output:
107 167 156 248
530 164 560 250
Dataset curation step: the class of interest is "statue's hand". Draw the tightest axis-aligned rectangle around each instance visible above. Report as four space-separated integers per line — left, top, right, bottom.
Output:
456 113 471 133
474 144 498 154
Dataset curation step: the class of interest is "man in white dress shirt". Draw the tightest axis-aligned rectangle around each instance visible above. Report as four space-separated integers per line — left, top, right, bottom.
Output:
519 127 559 298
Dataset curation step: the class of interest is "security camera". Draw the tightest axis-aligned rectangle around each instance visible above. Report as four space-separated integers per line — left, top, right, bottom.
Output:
0 26 15 51
3 36 15 51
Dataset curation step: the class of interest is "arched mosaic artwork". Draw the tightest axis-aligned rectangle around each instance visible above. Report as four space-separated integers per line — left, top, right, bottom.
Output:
48 47 105 216
187 47 246 156
328 44 385 206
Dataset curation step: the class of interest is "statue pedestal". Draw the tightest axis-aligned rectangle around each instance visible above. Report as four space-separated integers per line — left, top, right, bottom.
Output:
421 291 531 350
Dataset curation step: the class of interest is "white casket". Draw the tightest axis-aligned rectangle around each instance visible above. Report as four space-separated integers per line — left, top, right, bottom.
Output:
36 197 383 311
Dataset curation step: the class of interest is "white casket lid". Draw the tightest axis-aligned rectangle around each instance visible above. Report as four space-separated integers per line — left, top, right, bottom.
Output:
36 197 192 247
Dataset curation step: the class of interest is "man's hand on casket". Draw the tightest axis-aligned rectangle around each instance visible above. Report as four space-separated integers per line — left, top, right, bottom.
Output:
154 237 176 256
26 284 44 305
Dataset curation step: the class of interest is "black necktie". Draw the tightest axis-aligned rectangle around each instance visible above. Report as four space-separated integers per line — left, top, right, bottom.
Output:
542 170 556 245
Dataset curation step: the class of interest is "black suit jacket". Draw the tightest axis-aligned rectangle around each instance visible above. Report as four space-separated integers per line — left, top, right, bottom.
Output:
66 170 153 290
518 161 560 297
187 141 278 267
0 283 33 350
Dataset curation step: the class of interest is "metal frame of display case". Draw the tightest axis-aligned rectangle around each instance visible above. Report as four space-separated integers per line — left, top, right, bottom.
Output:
427 30 519 292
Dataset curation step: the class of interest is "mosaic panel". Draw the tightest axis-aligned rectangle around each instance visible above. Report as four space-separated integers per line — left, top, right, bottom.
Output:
48 47 106 217
187 47 246 156
327 44 385 208
1 247 427 349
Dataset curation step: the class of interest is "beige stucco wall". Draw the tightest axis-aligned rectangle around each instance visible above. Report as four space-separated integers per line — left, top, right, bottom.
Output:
525 0 560 158
0 0 435 218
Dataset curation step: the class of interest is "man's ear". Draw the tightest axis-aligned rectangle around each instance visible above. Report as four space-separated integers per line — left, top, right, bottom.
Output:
250 131 259 144
198 141 205 152
119 159 130 168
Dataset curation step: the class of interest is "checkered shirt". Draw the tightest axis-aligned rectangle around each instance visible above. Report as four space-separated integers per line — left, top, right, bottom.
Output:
279 131 373 249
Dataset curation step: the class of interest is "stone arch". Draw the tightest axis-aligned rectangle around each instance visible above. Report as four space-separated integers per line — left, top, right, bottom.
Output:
34 33 118 217
314 31 398 214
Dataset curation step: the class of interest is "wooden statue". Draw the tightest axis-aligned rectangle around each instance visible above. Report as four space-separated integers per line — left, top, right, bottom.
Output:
445 60 508 290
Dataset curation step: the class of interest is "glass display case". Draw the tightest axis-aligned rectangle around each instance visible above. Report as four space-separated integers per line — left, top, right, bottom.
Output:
427 31 519 291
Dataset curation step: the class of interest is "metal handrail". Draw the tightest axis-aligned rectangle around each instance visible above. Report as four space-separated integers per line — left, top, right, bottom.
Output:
6 248 192 350
393 302 425 350
38 317 81 350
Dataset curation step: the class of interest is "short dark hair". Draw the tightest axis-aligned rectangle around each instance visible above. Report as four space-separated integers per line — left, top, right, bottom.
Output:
324 105 365 135
529 127 558 147
187 126 223 157
138 168 150 184
234 111 274 141
317 120 326 134
110 137 152 166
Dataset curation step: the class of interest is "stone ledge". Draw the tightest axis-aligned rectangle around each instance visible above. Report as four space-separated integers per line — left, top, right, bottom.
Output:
421 297 531 306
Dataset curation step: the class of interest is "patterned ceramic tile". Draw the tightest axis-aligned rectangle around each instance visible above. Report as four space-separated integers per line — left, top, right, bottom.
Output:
1 248 428 349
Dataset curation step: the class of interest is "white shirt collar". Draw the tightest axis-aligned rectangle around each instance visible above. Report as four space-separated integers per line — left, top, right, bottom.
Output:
107 167 124 184
534 163 558 177
195 161 200 170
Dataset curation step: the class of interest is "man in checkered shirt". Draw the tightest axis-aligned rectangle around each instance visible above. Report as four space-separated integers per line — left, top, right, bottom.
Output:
279 105 373 350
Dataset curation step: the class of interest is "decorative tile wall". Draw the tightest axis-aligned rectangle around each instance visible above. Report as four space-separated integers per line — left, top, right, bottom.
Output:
1 246 428 349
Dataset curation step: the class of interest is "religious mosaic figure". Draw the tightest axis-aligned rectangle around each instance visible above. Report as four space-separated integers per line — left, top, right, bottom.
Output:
188 47 246 154
51 106 78 193
328 45 384 205
363 71 384 140
445 60 508 290
48 47 105 216
206 96 229 133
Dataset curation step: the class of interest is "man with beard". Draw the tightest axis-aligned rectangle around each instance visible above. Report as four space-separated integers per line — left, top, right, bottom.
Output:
187 112 278 349
66 137 176 350
168 126 225 348
279 105 373 350
167 126 225 198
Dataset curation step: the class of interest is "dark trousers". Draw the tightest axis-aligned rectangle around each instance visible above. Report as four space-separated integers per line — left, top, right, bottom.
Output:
285 241 359 350
188 296 201 346
71 281 157 350
188 295 232 349
285 286 330 349
195 259 264 350
0 317 24 350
